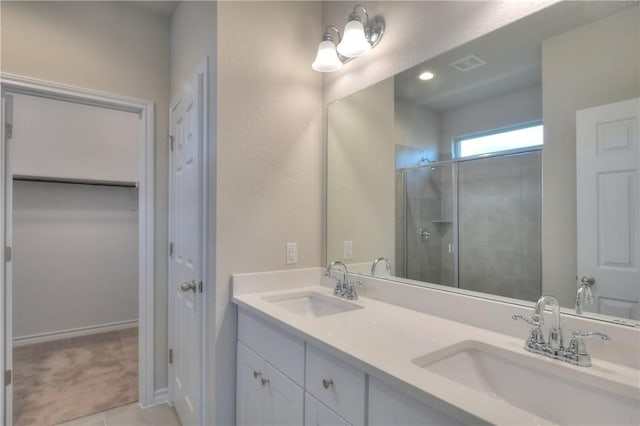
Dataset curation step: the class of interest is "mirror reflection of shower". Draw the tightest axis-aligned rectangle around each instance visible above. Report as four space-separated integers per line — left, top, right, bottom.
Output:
396 149 542 301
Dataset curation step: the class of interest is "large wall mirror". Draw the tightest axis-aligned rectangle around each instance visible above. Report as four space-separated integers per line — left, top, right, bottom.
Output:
326 1 640 326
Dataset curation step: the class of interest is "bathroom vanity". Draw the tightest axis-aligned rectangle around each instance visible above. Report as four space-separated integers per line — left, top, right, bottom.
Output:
232 268 640 426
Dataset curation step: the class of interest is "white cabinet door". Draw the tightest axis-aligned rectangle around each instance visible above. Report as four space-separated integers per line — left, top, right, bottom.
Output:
263 363 304 426
237 343 265 426
368 377 462 426
305 392 350 426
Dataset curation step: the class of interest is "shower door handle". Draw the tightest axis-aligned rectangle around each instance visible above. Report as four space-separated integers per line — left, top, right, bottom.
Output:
418 228 431 241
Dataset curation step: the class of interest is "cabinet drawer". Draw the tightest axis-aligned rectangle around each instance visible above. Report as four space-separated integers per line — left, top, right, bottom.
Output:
305 392 350 426
305 345 365 426
238 308 305 385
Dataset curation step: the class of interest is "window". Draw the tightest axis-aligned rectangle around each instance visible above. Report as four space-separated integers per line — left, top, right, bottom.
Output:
456 123 543 158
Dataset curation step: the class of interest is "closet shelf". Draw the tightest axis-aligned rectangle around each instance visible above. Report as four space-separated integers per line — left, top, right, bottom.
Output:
13 175 138 188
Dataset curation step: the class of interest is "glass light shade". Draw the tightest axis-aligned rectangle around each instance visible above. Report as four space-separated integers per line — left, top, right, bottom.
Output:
337 20 371 57
312 40 343 72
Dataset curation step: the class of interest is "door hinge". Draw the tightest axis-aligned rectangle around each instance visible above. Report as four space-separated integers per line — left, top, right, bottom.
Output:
169 242 174 257
5 246 11 262
198 281 203 293
5 123 13 140
4 370 12 386
169 348 173 364
168 135 175 152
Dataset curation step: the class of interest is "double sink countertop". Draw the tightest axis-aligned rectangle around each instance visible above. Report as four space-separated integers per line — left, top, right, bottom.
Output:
232 273 640 426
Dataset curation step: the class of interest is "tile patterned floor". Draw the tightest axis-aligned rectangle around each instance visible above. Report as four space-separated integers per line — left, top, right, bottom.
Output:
55 403 181 426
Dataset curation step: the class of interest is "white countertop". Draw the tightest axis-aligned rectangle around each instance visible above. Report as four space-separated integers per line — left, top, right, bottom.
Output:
232 277 640 426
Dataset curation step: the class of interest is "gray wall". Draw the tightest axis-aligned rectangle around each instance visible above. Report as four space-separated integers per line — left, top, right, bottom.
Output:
439 84 542 156
327 78 395 266
13 181 138 339
542 6 640 306
1 0 171 390
458 151 541 301
170 2 324 424
215 4 323 424
394 98 441 163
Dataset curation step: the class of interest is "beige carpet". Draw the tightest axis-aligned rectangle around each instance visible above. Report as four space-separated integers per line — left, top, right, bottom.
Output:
13 328 138 426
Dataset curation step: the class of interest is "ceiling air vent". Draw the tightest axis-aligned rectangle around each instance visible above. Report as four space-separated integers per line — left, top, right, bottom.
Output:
449 55 487 72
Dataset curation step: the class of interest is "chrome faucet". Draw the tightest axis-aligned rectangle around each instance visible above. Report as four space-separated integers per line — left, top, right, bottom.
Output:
534 294 563 351
325 261 358 300
371 257 391 277
513 293 609 367
575 275 595 315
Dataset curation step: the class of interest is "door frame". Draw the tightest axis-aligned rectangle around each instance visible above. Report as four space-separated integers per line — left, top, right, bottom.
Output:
168 57 209 426
0 73 157 422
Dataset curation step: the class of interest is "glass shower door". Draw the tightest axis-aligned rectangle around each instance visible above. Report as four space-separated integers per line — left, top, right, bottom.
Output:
399 163 456 286
457 151 542 301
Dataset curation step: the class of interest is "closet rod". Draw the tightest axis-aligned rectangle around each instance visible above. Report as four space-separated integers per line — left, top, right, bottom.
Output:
13 175 138 188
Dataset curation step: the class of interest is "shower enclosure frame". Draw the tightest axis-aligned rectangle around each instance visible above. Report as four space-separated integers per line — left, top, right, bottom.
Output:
398 145 543 291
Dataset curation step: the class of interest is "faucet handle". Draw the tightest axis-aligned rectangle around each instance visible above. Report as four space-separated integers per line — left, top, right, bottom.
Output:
513 314 545 347
512 314 540 327
567 330 609 367
572 330 609 341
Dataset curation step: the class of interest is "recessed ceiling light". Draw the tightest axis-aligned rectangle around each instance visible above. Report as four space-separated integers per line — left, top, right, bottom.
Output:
419 71 435 81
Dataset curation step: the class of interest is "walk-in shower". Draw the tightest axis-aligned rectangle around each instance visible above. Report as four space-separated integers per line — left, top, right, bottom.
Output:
396 149 542 301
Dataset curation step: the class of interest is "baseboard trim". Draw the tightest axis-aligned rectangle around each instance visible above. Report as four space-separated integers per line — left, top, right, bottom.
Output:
150 387 169 406
13 319 138 346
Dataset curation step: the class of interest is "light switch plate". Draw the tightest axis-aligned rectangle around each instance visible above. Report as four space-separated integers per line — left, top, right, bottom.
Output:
344 240 353 260
285 242 298 265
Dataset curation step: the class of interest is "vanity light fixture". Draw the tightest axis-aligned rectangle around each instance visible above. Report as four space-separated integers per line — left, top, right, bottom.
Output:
312 26 344 72
311 4 384 73
419 71 435 81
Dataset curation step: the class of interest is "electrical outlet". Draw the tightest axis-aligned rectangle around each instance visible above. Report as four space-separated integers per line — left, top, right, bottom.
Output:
343 240 353 260
285 242 298 265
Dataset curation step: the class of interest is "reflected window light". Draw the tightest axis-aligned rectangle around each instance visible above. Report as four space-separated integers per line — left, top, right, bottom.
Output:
456 123 543 158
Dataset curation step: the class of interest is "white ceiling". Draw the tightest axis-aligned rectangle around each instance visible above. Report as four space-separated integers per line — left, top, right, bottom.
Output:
394 1 632 111
129 1 179 18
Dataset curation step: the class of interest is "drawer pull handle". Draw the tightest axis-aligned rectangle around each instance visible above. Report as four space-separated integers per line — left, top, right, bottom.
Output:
322 378 334 389
253 371 262 379
261 377 270 386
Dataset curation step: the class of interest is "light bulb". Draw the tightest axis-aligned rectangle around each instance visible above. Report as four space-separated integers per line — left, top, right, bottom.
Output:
312 39 343 72
337 19 371 57
419 71 435 81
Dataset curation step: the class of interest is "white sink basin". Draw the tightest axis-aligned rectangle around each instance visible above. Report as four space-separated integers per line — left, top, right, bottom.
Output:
412 340 640 425
264 291 363 318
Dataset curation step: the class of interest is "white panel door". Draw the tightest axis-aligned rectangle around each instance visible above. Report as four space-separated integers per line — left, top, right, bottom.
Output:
577 98 640 320
1 93 14 426
169 71 204 425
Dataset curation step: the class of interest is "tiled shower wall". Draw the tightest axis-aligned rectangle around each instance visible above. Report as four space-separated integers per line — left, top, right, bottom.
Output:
458 151 542 301
402 164 455 286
